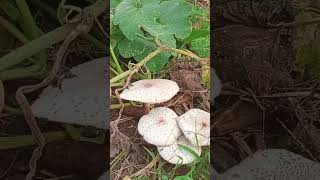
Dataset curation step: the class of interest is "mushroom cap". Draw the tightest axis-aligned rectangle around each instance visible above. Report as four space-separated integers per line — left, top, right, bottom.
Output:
138 107 182 146
177 108 210 146
157 136 202 165
31 58 108 129
220 149 320 179
119 79 179 103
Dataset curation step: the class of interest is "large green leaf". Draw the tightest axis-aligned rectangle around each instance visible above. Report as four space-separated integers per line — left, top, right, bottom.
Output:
113 0 159 41
143 0 192 47
183 29 209 43
113 0 192 48
117 36 171 71
190 36 210 57
113 0 192 72
110 0 122 10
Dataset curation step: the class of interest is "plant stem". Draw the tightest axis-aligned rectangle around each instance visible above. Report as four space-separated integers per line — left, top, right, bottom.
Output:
163 47 207 62
0 131 66 150
81 34 108 52
0 23 76 71
110 44 123 73
110 48 162 83
0 64 46 81
28 0 57 20
28 0 108 52
16 0 39 40
3 105 22 115
110 67 120 76
110 103 131 109
0 15 28 43
110 82 124 87
110 47 206 83
0 0 20 21
16 0 48 70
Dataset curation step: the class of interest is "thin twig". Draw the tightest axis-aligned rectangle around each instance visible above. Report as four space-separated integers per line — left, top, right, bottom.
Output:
258 91 312 98
246 88 266 111
130 154 160 178
0 151 18 179
276 118 318 161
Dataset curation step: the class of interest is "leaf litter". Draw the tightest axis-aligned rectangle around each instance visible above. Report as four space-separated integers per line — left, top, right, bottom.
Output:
213 0 320 178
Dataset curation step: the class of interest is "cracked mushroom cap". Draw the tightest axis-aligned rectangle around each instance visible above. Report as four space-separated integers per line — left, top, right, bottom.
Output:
119 79 179 104
138 107 182 146
177 108 210 146
157 136 202 165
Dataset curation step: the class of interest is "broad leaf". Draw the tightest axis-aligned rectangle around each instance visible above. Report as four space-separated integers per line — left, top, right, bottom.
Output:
110 0 122 10
113 0 159 41
117 36 171 71
190 36 210 57
113 0 192 48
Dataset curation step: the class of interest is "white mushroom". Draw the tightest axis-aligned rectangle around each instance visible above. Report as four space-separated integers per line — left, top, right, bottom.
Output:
219 149 320 180
138 107 182 146
119 79 179 104
157 136 202 165
31 58 108 129
177 108 210 146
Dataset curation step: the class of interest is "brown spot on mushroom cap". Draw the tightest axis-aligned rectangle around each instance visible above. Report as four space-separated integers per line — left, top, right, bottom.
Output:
143 82 153 88
119 79 179 104
201 121 208 128
137 107 182 146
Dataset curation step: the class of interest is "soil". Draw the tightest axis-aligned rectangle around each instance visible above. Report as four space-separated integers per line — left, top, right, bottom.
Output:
212 0 320 174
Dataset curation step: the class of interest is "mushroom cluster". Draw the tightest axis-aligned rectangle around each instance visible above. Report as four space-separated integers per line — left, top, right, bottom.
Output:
119 79 210 165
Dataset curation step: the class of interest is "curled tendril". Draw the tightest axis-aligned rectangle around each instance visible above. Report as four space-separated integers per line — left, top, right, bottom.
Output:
127 61 136 70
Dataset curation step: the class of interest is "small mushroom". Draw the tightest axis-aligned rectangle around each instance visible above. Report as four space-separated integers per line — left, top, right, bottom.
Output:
119 79 179 104
157 136 202 165
138 107 182 146
177 108 210 146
